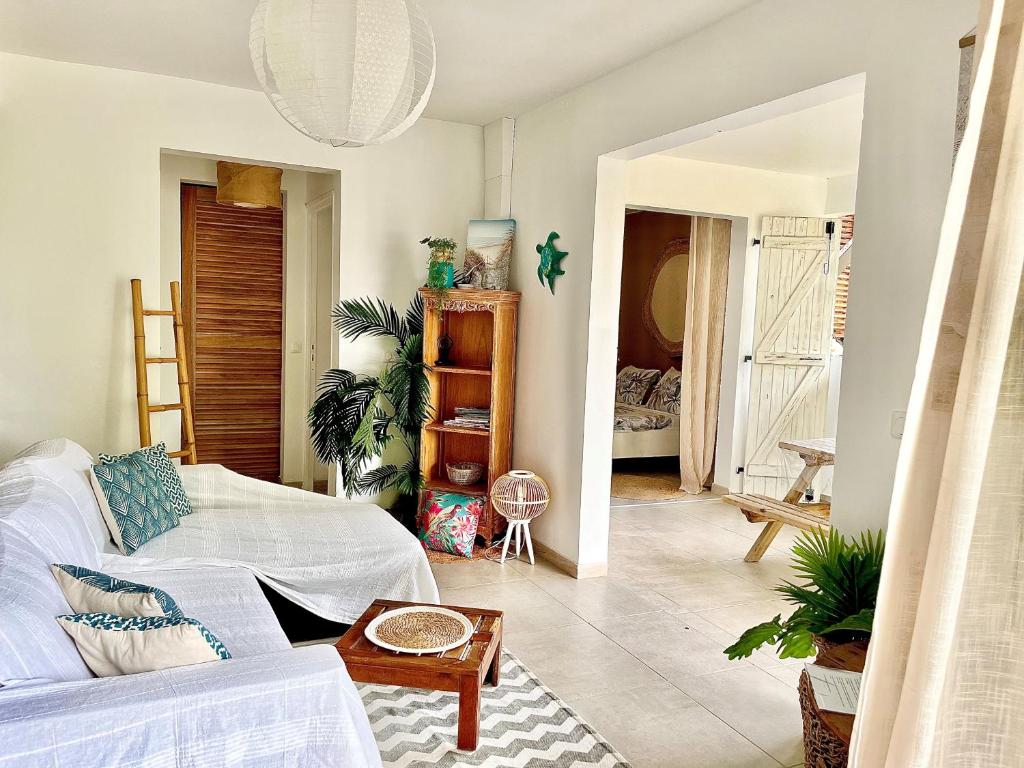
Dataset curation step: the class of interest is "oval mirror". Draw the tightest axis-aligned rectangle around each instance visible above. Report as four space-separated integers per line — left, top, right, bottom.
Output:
642 239 688 356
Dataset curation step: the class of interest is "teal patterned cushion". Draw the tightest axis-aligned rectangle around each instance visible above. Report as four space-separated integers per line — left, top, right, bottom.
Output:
56 612 231 677
99 443 193 517
89 454 179 555
51 563 183 619
58 613 230 658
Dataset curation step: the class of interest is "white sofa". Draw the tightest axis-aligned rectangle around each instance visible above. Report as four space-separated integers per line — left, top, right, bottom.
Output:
0 438 438 767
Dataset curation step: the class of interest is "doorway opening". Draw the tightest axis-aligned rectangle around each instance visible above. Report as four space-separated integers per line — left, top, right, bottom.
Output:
611 209 694 504
160 152 339 491
601 78 864 556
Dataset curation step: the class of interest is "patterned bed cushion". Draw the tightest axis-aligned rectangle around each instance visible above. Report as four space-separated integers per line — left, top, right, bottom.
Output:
418 491 483 559
56 613 231 677
614 404 674 432
99 443 193 518
645 368 682 415
89 453 179 555
51 563 183 619
615 366 661 405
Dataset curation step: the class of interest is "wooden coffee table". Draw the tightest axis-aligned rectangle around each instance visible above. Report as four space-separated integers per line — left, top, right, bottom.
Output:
336 599 504 751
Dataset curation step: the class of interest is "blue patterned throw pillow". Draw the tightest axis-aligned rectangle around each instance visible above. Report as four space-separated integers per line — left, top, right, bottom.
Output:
89 454 179 555
51 563 183 619
56 612 231 677
99 443 193 518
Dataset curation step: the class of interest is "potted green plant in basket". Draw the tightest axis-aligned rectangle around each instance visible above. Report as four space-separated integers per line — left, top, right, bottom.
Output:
308 293 429 528
724 527 885 661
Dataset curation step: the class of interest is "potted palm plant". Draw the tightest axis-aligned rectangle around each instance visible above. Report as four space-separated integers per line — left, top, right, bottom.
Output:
308 293 429 526
724 527 885 661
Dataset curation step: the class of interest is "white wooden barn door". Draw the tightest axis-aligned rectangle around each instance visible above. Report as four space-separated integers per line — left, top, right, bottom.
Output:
743 216 839 498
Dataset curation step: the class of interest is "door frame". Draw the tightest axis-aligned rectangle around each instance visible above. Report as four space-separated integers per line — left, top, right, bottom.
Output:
303 190 338 492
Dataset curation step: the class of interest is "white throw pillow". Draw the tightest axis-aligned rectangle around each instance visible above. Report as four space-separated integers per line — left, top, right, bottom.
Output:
56 613 231 677
50 564 182 619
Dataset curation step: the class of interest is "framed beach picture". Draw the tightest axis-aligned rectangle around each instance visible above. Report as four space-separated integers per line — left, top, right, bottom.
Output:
464 219 515 290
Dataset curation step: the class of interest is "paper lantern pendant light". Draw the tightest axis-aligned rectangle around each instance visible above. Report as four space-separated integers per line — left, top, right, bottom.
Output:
216 162 283 209
249 0 436 148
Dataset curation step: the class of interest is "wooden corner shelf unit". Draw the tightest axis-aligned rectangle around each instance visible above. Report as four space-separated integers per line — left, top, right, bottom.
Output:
418 288 520 546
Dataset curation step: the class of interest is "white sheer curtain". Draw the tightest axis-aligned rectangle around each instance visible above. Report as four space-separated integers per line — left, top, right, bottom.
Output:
678 216 731 494
850 0 1024 764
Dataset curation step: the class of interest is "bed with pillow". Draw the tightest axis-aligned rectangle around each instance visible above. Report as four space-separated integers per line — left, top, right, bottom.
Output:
613 365 682 459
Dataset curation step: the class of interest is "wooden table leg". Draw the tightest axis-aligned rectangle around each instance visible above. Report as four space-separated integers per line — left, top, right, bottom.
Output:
744 520 784 562
487 639 502 685
457 674 481 751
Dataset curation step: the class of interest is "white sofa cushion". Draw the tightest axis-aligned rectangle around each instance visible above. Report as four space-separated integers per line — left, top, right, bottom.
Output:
0 526 93 686
2 439 110 563
108 565 292 658
56 612 231 677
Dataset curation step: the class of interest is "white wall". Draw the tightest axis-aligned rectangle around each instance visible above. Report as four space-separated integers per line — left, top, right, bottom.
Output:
0 53 483 463
825 173 859 215
624 154 831 495
507 0 975 571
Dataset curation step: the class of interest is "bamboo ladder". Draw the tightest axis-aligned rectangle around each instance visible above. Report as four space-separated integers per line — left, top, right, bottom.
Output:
130 279 198 463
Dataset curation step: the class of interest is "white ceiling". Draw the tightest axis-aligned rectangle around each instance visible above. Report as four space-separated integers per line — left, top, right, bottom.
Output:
660 94 865 178
0 0 761 126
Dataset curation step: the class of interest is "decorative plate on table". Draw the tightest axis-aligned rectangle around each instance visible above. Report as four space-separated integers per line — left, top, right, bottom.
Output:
365 606 475 654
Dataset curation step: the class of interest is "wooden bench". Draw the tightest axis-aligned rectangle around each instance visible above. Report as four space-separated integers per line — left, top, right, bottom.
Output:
724 437 834 562
723 493 830 561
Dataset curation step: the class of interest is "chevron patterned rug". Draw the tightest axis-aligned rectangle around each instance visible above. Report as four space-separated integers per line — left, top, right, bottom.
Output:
357 651 631 767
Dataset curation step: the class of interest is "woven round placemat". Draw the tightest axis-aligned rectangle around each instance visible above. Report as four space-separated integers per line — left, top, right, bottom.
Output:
375 611 468 650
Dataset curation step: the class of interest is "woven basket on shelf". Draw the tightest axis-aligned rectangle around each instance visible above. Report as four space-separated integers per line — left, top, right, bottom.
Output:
445 461 484 486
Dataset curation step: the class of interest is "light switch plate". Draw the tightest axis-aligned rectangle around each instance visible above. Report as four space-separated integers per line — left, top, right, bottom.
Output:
890 410 906 439
288 341 302 354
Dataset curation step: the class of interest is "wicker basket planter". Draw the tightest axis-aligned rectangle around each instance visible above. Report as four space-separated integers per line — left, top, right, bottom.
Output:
799 637 869 768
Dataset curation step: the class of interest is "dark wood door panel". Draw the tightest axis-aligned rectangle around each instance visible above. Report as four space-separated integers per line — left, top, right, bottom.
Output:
181 183 283 482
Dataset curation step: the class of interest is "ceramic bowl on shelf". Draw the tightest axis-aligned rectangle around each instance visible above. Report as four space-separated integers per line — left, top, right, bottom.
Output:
446 461 485 486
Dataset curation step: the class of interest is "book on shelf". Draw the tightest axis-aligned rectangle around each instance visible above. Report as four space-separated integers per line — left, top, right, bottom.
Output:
443 407 490 430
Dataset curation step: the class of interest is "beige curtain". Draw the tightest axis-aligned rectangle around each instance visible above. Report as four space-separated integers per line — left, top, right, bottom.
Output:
850 1 1024 764
679 216 731 493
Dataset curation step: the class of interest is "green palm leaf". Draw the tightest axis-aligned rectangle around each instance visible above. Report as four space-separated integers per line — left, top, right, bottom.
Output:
724 527 885 661
309 292 429 510
333 297 409 343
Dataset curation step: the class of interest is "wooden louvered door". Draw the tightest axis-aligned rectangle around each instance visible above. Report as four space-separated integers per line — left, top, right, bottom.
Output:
181 184 284 482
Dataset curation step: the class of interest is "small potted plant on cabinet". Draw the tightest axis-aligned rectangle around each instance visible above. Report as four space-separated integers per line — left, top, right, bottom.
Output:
421 236 458 290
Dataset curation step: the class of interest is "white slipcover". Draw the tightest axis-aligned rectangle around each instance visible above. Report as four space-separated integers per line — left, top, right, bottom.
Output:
117 462 439 623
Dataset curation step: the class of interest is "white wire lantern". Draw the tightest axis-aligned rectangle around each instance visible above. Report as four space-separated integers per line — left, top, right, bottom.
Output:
249 0 436 148
491 471 550 565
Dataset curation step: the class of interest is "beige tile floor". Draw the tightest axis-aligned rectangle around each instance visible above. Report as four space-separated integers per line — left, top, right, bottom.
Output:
432 496 806 767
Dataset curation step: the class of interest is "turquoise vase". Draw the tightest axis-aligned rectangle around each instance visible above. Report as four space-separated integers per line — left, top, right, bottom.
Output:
428 259 455 289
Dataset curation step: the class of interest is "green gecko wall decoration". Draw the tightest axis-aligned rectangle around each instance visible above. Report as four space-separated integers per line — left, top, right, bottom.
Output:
536 231 568 294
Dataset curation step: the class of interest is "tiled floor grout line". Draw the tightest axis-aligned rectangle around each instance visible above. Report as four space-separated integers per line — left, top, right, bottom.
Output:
521 572 789 768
